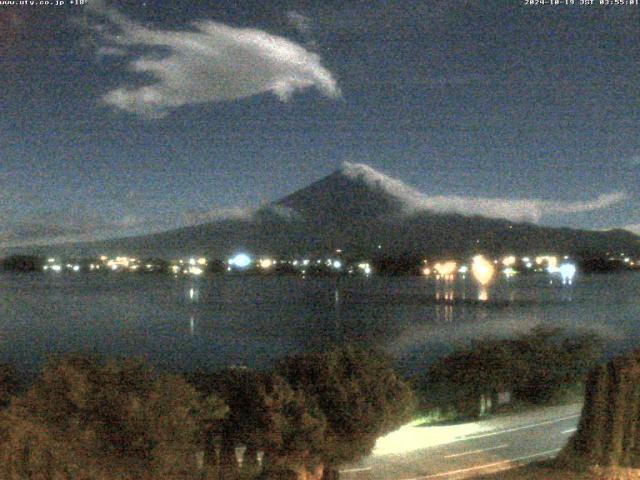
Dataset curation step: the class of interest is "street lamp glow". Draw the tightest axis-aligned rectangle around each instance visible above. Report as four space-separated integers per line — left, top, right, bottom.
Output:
472 255 495 286
357 263 372 275
502 255 516 267
229 253 251 268
259 258 274 269
559 263 577 285
503 267 517 278
188 266 203 275
433 261 457 278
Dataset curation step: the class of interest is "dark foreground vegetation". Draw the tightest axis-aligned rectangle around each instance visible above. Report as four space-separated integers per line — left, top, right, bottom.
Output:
480 349 640 480
0 327 605 479
562 349 640 469
415 326 603 420
0 346 414 480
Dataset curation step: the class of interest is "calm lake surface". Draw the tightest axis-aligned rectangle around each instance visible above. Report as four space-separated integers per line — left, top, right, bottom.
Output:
0 272 638 376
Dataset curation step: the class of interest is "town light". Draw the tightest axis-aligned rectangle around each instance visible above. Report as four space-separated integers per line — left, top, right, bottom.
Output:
502 255 516 267
229 253 251 268
559 263 577 285
357 263 372 275
472 255 495 286
259 258 274 269
188 266 203 275
433 261 457 278
503 267 517 278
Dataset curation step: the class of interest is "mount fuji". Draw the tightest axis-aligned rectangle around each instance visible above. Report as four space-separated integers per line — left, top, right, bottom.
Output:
18 163 640 258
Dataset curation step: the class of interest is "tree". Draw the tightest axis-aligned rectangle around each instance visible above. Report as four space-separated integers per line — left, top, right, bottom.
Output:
0 354 228 480
277 346 416 475
189 368 326 477
562 350 640 468
421 327 603 416
0 363 19 408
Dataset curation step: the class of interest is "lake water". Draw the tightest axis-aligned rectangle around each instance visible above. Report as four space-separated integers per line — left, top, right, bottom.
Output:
0 272 638 376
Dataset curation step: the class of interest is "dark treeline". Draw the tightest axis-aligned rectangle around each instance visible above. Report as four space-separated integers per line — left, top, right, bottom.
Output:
0 346 415 480
0 255 45 273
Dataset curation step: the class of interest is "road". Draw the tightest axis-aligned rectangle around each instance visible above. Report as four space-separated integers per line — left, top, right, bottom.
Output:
339 403 582 480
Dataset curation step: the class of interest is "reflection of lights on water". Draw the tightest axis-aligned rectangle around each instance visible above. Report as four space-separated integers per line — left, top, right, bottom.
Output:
188 288 195 301
189 316 195 335
478 287 489 302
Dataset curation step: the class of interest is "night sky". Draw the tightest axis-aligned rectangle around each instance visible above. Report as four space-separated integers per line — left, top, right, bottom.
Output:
1 0 639 247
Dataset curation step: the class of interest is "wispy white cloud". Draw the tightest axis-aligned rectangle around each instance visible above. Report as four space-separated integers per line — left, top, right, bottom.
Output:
340 162 627 223
96 45 127 57
88 2 340 117
183 207 254 225
0 209 150 248
622 224 640 235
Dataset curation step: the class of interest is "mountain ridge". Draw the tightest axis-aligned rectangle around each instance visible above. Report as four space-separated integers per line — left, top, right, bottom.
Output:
6 163 640 259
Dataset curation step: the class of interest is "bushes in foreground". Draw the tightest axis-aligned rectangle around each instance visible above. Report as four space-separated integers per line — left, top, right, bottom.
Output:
417 326 603 418
0 354 228 480
0 346 415 480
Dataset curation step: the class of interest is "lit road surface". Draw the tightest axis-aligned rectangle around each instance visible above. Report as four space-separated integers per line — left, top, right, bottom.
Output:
339 403 582 480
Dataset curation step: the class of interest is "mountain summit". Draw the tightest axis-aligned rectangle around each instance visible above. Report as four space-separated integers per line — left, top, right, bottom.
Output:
276 162 413 222
16 163 640 258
